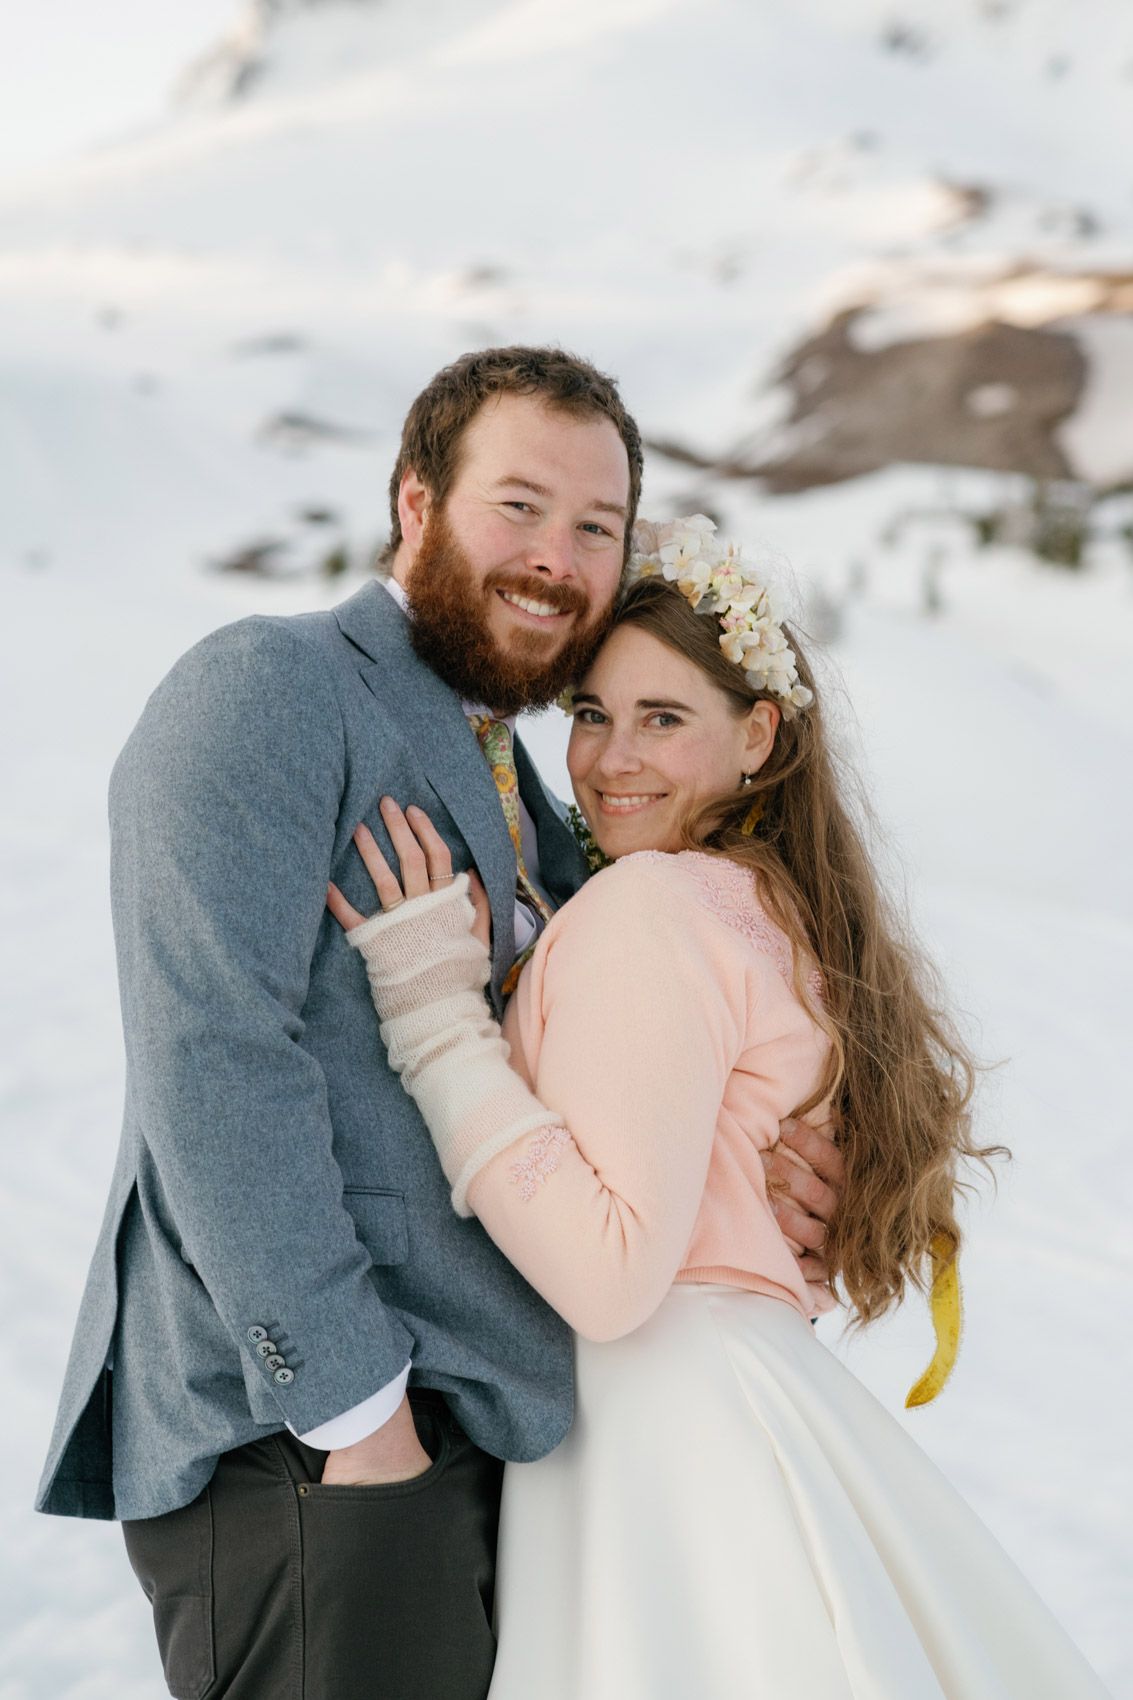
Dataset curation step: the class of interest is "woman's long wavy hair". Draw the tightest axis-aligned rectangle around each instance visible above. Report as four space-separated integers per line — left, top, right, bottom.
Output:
613 577 1006 1326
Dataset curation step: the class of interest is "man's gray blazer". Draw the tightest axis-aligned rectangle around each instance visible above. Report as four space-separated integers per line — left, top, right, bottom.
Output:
36 580 585 1522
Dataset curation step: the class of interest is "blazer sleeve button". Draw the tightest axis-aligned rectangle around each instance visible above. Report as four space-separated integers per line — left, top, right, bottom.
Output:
254 1340 278 1358
273 1367 296 1386
247 1326 270 1344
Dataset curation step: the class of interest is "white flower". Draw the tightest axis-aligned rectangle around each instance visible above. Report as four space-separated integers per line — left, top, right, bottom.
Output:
659 537 706 578
722 581 765 616
676 557 717 607
761 582 787 625
668 513 718 553
714 567 746 603
630 518 663 557
763 649 799 697
627 514 814 718
657 514 722 576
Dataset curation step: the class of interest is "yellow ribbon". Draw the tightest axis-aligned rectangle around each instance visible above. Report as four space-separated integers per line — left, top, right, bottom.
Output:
905 1233 962 1408
740 797 764 836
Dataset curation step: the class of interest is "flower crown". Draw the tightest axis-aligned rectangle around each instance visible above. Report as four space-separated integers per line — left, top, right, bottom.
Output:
625 514 814 717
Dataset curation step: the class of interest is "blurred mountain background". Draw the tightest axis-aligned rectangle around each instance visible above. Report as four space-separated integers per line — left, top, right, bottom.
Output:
2 3 1130 1694
4 0 1133 615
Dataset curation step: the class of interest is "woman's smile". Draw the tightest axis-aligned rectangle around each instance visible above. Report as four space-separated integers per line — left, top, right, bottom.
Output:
594 791 668 816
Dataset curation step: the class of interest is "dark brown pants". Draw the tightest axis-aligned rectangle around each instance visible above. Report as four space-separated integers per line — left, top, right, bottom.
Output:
122 1392 504 1700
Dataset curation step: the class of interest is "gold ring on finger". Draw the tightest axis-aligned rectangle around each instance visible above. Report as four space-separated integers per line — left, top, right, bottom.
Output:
429 875 455 886
382 894 406 911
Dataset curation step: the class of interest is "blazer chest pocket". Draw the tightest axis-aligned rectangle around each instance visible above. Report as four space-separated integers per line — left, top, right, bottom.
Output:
344 1188 409 1265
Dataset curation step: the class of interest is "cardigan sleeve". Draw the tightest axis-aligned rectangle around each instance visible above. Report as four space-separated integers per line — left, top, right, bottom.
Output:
463 859 751 1341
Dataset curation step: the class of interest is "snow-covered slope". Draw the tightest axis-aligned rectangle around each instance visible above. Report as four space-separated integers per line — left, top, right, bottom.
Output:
2 3 1131 1695
3 0 1133 584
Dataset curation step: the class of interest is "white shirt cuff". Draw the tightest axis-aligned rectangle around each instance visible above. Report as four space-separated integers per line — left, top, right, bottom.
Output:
288 1362 412 1449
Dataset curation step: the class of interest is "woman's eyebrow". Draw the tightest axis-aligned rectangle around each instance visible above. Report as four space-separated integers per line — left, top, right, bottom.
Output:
570 693 697 713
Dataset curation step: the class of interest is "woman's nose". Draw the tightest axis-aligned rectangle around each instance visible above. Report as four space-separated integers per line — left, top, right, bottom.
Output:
595 735 644 776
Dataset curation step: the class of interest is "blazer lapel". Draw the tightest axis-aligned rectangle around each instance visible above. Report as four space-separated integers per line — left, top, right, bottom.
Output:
334 581 518 1004
514 735 590 906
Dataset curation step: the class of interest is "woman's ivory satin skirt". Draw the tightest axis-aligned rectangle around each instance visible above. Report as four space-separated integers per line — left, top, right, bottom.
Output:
487 1285 1109 1699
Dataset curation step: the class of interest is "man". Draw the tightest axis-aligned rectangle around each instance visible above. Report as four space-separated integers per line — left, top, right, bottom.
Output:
37 346 842 1699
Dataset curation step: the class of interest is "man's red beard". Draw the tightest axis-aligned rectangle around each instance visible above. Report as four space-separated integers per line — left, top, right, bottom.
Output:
403 506 615 716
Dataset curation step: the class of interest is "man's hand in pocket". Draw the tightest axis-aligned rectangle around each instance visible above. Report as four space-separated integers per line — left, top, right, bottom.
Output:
321 1395 433 1486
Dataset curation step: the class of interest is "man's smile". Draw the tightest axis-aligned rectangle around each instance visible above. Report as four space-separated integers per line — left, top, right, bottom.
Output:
496 589 573 624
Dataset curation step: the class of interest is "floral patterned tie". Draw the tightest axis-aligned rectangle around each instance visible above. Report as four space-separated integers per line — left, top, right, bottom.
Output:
467 714 554 995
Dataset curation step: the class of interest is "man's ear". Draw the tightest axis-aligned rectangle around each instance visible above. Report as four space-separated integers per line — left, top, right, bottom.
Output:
397 469 431 553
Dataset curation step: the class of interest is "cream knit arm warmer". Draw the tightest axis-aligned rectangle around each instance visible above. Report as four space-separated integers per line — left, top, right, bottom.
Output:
346 875 566 1216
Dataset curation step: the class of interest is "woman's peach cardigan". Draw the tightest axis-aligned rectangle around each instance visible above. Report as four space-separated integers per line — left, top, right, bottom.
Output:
462 850 833 1341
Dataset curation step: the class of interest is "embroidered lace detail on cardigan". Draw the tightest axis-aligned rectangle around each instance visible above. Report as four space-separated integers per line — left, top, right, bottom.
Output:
625 851 824 1005
508 1125 572 1201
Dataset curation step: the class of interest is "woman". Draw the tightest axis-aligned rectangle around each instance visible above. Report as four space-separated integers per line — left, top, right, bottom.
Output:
329 517 1109 1698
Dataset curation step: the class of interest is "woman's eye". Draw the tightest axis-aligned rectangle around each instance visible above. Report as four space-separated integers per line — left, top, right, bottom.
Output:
648 712 682 728
574 708 607 726
504 501 533 514
580 522 613 537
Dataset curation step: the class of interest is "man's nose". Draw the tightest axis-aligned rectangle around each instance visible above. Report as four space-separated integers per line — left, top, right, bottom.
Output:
525 522 577 581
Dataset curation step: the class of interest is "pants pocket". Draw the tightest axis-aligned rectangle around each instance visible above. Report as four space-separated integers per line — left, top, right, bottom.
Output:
294 1416 502 1700
296 1402 450 1502
122 1488 216 1700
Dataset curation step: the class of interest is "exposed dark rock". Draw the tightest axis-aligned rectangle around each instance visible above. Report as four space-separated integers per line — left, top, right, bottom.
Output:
461 265 510 289
177 0 386 106
1038 204 1101 240
972 480 1094 567
939 181 992 227
211 537 288 575
752 310 1086 493
642 437 752 478
209 523 368 579
257 411 377 452
231 332 308 357
880 21 935 60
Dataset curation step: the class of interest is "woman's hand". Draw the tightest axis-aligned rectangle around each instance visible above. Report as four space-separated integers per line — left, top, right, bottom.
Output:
327 798 491 951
